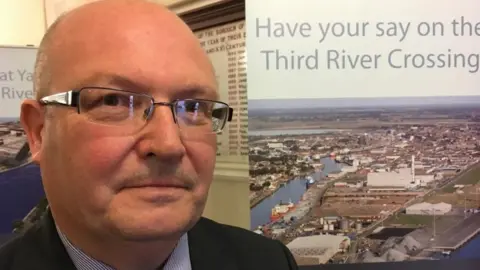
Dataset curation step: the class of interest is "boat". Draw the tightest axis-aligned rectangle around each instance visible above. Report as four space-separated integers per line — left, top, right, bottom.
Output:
306 176 316 189
270 200 295 221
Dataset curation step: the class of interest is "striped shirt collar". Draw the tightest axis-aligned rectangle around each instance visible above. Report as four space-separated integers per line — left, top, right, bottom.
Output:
56 227 192 270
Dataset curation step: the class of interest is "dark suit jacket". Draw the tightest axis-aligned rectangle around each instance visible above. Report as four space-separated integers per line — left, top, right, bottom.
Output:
0 211 298 270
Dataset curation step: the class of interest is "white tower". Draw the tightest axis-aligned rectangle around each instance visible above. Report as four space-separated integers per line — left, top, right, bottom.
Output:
411 155 417 185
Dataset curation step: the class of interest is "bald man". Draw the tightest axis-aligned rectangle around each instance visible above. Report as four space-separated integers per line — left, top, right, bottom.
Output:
0 1 298 270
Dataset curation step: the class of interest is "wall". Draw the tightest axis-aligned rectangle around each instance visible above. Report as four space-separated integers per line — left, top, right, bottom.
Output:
44 0 98 28
156 0 228 14
0 0 46 46
43 0 229 27
205 163 250 229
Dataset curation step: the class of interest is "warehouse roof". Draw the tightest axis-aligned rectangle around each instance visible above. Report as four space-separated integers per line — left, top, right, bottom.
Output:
407 202 452 211
287 234 350 250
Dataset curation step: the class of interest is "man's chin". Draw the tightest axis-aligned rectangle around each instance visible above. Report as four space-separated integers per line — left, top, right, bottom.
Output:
120 186 189 203
115 226 186 242
106 208 198 241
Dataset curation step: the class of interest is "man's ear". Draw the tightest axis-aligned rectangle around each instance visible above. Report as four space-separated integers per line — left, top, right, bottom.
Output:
20 99 45 164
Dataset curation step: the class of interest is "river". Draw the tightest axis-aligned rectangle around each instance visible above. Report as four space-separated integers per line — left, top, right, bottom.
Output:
250 157 342 229
450 234 480 259
0 163 44 234
249 128 343 136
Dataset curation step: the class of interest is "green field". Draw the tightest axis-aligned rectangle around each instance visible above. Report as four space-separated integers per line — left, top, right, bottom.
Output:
442 165 480 192
442 185 456 193
387 214 434 226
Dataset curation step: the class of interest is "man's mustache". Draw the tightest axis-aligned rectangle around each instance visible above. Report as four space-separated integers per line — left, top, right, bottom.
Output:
121 167 197 190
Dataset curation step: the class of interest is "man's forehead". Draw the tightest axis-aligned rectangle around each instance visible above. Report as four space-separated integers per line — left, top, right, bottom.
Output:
43 0 217 99
51 0 194 45
44 0 202 66
48 52 217 100
72 72 219 100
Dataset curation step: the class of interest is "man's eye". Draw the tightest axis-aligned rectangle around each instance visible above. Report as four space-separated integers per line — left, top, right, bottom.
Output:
102 94 122 106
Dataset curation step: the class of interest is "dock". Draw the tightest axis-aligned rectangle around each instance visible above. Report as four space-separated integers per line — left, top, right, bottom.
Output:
429 213 480 251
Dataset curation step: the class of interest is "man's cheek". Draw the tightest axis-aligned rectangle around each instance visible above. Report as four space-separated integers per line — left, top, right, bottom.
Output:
188 143 216 178
75 136 136 173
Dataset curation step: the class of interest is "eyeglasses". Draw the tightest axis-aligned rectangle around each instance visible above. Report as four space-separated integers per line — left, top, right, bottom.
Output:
38 87 233 134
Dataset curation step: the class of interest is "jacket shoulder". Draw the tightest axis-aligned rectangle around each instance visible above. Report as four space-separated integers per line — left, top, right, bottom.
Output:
0 221 73 270
199 218 278 246
195 218 298 270
0 233 26 269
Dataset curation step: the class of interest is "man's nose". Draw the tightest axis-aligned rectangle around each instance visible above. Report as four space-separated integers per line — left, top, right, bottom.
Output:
135 105 186 163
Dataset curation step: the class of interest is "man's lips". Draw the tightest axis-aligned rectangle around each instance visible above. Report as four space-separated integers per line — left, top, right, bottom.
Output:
118 171 197 192
123 178 191 190
121 181 189 202
128 183 187 189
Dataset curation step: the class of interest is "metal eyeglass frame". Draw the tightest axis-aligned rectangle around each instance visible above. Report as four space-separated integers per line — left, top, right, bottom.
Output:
38 87 234 133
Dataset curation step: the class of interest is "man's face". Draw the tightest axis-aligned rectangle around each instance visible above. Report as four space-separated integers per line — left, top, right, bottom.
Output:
31 11 218 240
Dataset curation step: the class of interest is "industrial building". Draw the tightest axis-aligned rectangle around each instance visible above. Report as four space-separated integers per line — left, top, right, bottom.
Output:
361 235 422 263
367 155 436 189
286 235 350 265
267 142 284 149
367 169 437 188
367 168 415 188
406 202 452 215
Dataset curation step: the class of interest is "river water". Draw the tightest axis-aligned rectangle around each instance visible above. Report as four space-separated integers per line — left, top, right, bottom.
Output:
0 163 44 234
450 234 480 259
250 157 342 229
249 128 342 136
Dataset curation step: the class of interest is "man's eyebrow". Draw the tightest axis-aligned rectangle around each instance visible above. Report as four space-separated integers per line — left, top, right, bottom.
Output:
73 73 148 91
173 84 219 100
73 72 219 100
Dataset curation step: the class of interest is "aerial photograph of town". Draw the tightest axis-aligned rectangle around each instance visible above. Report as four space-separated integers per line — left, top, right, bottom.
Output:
0 118 30 171
247 96 480 265
0 118 44 236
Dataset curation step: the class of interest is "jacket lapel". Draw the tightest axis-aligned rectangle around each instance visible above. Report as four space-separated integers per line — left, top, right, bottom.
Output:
10 210 76 270
188 218 238 270
38 210 77 269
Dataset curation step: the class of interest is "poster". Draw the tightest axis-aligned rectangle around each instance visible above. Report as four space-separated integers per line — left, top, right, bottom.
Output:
0 46 44 236
246 0 480 266
44 0 98 27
